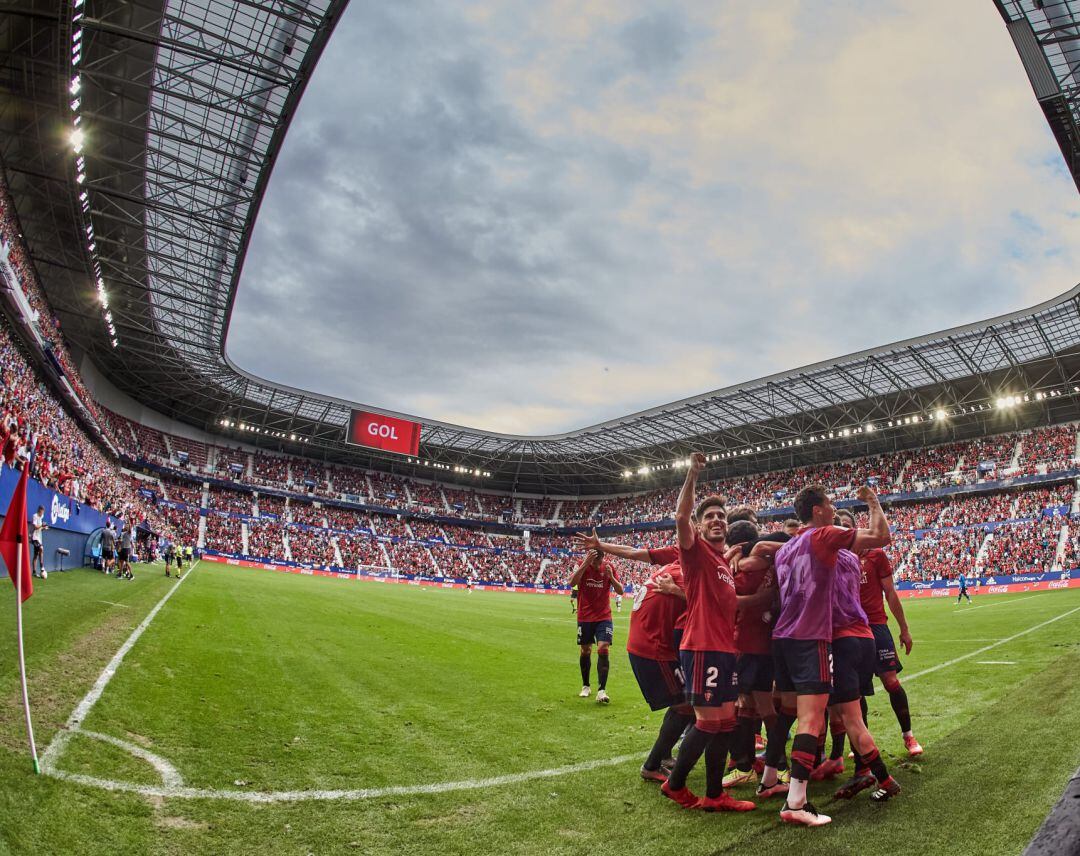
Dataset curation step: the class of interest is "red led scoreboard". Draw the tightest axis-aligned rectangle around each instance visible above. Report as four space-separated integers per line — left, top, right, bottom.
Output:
346 410 421 457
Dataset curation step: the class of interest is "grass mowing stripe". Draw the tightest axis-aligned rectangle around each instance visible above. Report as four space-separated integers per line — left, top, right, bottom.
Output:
903 604 1080 684
42 752 643 803
38 563 199 775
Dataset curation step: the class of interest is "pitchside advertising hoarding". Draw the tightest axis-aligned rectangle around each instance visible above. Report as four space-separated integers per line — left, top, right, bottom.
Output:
346 410 421 457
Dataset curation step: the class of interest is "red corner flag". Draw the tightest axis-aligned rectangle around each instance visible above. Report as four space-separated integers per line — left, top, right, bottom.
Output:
0 464 32 602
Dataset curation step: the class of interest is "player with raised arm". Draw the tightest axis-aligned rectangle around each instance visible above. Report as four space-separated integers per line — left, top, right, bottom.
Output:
768 484 891 827
569 550 623 703
660 452 755 813
836 509 923 757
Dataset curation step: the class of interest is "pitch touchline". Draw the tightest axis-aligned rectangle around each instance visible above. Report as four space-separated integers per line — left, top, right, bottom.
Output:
953 593 1045 614
39 564 198 774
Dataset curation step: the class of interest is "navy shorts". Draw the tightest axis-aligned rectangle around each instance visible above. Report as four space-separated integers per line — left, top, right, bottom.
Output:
628 653 685 711
736 653 774 694
680 650 739 707
870 623 903 675
671 628 684 652
577 621 613 646
773 638 832 696
829 636 876 705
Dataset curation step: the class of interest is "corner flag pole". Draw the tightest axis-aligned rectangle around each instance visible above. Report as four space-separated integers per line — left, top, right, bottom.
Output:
15 529 39 774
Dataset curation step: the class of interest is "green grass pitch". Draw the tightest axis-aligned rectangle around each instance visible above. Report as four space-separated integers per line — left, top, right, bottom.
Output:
1 562 1078 855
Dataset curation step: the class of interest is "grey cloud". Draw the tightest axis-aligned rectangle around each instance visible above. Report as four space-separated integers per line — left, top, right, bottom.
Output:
227 0 1080 434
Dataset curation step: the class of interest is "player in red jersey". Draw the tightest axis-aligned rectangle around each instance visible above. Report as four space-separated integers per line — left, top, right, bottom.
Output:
569 550 623 703
836 509 922 756
722 522 789 790
624 562 697 781
660 452 755 813
572 529 688 778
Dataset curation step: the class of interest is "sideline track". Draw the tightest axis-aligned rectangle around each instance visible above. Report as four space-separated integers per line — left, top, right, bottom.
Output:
35 576 1080 803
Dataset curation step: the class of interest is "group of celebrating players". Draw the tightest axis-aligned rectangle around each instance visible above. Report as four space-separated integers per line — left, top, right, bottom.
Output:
570 451 922 827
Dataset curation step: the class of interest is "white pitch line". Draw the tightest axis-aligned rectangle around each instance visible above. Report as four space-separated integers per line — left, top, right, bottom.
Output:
39 564 198 774
902 604 1080 684
78 730 185 788
43 752 642 803
953 593 1044 613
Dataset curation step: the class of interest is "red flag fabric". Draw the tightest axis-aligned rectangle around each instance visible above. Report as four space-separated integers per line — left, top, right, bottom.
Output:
0 464 32 602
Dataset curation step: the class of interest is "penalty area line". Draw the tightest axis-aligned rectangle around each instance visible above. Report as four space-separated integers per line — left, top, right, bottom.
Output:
43 752 644 803
39 563 200 775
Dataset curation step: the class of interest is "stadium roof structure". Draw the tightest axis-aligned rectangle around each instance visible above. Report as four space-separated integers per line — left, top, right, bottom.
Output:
3 0 1080 495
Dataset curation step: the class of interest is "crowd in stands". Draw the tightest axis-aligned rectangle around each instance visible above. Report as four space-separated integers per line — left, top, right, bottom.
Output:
328 466 369 499
372 515 411 539
1018 425 1075 473
207 486 254 515
289 501 326 528
938 493 1015 527
323 505 371 532
162 477 203 507
904 528 986 581
255 492 286 518
286 525 336 566
203 512 239 553
980 518 1061 575
212 445 248 475
247 519 286 561
251 452 289 488
337 534 386 570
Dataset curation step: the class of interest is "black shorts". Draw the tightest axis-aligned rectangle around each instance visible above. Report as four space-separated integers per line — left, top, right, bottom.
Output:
118 548 130 562
165 553 173 564
628 653 685 711
737 652 774 694
680 650 739 707
870 623 903 675
577 620 613 646
102 548 115 561
32 542 43 558
672 628 684 652
773 637 832 696
570 591 578 599
829 636 876 705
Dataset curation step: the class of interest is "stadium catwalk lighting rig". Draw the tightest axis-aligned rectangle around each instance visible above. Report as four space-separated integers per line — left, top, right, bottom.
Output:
67 0 116 350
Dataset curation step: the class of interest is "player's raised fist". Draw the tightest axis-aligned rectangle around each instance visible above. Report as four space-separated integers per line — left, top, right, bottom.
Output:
856 485 878 504
690 452 707 473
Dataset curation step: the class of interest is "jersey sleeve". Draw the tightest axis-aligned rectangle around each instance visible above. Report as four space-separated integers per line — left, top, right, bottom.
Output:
677 534 702 580
648 545 680 565
809 525 856 564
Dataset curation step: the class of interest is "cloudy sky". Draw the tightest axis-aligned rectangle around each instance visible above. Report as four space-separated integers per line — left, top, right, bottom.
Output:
227 0 1080 435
